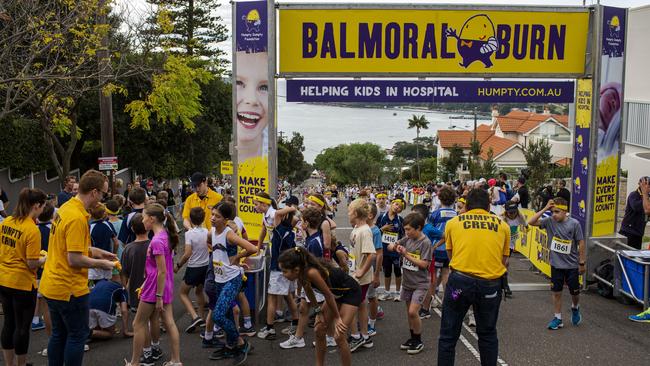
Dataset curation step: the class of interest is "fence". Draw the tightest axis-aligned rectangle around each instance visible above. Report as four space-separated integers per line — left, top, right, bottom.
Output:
625 101 650 148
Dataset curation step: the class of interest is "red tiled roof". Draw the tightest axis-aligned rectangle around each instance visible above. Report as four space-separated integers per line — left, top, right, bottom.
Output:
437 130 493 148
554 157 572 167
479 136 519 160
477 124 492 131
495 111 568 133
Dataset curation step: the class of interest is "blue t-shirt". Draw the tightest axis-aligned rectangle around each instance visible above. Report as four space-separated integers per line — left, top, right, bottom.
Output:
370 226 383 251
305 231 324 258
90 219 117 253
429 207 457 252
376 212 404 258
89 280 127 315
118 209 143 245
270 222 296 271
423 223 443 244
57 191 74 208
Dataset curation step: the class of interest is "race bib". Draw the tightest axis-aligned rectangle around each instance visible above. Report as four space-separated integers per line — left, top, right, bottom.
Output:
440 210 456 218
382 231 398 245
347 254 356 275
550 237 572 255
402 252 421 272
213 260 225 276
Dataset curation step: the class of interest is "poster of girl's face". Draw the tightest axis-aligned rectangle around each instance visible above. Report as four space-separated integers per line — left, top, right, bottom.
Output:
236 51 269 160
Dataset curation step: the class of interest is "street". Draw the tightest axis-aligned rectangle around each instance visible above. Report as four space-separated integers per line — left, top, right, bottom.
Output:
5 202 650 366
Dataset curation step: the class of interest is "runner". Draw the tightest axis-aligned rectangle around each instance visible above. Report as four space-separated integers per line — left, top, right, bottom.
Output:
279 247 360 366
304 193 336 261
126 203 182 366
501 201 528 298
387 212 432 354
375 193 389 216
0 188 47 366
366 203 384 336
528 197 585 330
376 198 405 301
429 187 458 307
175 207 209 333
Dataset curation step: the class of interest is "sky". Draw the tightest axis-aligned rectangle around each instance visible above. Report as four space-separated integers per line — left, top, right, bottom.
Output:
117 0 650 63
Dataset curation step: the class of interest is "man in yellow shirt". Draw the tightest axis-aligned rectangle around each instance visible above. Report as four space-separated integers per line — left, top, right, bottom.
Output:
39 170 117 366
183 172 223 230
437 188 510 366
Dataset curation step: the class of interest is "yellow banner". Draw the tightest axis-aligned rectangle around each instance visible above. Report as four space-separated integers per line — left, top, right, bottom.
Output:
515 209 551 277
220 161 233 175
592 156 618 236
279 9 589 75
575 79 592 129
238 157 268 242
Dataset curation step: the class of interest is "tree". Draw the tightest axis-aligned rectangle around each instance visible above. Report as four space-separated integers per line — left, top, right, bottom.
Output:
468 140 482 179
407 114 430 180
278 132 312 185
523 138 553 197
393 140 435 161
0 117 52 177
482 148 498 178
315 143 387 185
439 144 464 182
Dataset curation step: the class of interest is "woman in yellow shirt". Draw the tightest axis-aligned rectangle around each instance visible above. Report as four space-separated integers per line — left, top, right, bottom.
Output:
0 188 47 366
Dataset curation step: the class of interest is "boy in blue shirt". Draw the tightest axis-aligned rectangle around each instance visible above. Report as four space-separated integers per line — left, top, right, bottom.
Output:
367 203 385 335
428 187 457 311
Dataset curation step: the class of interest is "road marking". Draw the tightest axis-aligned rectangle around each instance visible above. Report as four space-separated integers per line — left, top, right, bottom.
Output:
432 302 508 366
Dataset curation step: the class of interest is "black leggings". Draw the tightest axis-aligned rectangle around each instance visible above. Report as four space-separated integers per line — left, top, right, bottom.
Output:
0 285 37 355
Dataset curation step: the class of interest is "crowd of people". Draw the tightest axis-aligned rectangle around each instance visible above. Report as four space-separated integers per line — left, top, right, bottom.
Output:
0 167 646 366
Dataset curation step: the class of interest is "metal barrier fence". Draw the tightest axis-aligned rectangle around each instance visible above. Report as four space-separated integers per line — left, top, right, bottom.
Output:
625 101 650 148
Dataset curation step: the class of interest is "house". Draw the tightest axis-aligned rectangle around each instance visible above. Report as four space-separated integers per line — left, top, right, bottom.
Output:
621 5 650 195
435 110 572 178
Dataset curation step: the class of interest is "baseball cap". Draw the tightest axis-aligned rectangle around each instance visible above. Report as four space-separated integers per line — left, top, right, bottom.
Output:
505 202 519 212
283 195 300 206
190 172 206 188
488 178 497 187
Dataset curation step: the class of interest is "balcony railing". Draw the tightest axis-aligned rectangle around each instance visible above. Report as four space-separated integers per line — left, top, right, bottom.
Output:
625 102 650 148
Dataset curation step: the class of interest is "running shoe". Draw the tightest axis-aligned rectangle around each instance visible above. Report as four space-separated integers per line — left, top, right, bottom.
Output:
209 346 237 360
362 336 374 349
273 313 286 323
240 325 257 337
571 307 582 326
281 325 296 335
215 329 226 338
393 291 401 302
185 316 205 334
376 306 385 320
232 340 252 366
202 336 226 349
407 340 424 355
504 288 513 298
151 345 162 360
312 335 337 348
349 336 366 352
139 353 156 366
468 313 476 327
84 344 90 352
39 348 48 357
419 308 432 320
31 319 45 331
367 325 377 337
377 292 389 301
256 326 276 340
400 338 415 350
162 362 182 366
280 335 306 349
547 317 564 330
629 309 650 322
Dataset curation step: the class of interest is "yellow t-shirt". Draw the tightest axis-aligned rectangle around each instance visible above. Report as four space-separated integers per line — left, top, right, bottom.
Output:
39 197 92 301
0 216 41 291
445 209 510 280
182 189 223 230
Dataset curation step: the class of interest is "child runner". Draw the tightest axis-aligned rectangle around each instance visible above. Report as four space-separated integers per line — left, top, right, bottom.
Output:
303 194 336 261
279 247 360 366
89 204 119 283
376 198 405 301
126 204 182 366
501 201 528 298
528 197 585 330
119 187 148 246
430 187 457 307
175 207 209 333
0 188 47 366
88 279 132 339
33 202 54 335
255 193 300 341
106 199 124 282
411 204 442 320
387 212 433 354
205 202 257 364
376 193 389 216
347 199 376 352
367 203 384 336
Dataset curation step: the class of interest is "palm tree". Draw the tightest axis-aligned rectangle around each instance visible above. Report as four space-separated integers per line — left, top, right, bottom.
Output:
407 114 430 181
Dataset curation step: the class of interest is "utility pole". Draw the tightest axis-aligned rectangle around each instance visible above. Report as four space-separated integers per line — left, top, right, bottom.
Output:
98 0 115 196
473 106 478 144
278 130 285 142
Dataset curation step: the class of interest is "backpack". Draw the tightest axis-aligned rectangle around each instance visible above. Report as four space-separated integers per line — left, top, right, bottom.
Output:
595 259 614 298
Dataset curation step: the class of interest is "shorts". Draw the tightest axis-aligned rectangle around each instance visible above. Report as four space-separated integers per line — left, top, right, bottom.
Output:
550 267 580 295
184 265 208 287
268 271 294 296
360 284 370 303
89 309 117 329
382 255 402 278
400 288 428 305
435 252 450 268
300 288 325 303
367 285 377 300
336 284 363 308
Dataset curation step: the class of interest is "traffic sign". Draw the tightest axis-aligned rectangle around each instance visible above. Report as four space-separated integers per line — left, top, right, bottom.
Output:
98 156 118 171
220 161 233 175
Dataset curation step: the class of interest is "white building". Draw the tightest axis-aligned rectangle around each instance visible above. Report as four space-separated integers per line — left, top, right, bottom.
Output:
621 5 650 195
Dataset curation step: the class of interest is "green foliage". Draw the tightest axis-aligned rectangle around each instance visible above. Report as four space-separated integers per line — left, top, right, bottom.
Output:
467 140 482 179
125 55 213 130
0 117 52 177
393 140 435 160
482 148 497 178
439 144 464 182
550 165 572 179
407 114 430 181
315 143 387 185
418 157 438 182
278 132 312 185
523 138 553 195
